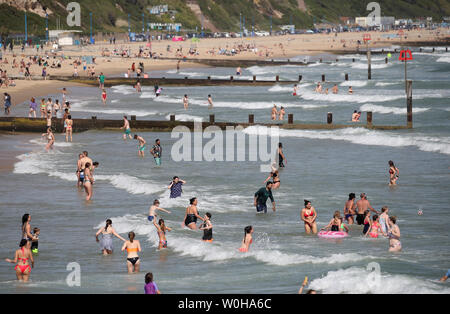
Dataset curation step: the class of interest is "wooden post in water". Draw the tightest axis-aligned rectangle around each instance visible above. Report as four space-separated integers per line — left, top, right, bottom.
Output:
298 75 302 82
385 57 388 64
367 49 372 80
170 115 175 122
207 76 211 81
130 115 136 121
209 114 215 124
249 114 254 124
253 75 256 82
345 73 349 81
367 111 373 127
327 112 332 124
322 74 325 82
407 80 413 128
276 75 279 82
230 76 234 82
288 114 293 124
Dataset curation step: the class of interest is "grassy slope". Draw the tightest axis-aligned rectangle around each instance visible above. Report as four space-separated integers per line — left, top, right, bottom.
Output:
1 0 449 36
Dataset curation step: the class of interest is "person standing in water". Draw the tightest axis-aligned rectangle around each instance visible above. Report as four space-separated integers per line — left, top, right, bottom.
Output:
144 272 161 294
332 84 338 94
239 226 253 252
344 193 356 225
300 200 318 234
121 231 141 273
150 139 162 166
254 182 276 213
121 116 132 140
207 94 214 109
168 176 185 198
379 206 390 234
41 127 55 151
200 213 213 242
236 66 241 76
101 89 107 105
355 193 379 225
271 105 278 120
364 214 386 238
21 214 37 243
279 107 286 121
95 219 126 255
5 239 34 282
83 162 94 201
65 115 73 142
134 134 146 158
182 197 204 230
293 84 298 96
183 94 189 110
278 143 286 168
387 216 401 252
154 218 171 250
148 199 171 223
388 160 399 186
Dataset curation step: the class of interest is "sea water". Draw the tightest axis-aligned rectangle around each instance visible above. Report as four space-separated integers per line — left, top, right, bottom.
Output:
0 48 449 293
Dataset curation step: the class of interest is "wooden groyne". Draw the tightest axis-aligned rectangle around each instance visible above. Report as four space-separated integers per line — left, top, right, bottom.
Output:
0 113 412 134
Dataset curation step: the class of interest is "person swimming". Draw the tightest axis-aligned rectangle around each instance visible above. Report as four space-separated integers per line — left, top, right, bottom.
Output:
239 225 253 252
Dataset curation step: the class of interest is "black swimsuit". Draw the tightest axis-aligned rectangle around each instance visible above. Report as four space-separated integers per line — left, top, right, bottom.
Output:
127 257 139 265
202 223 213 241
185 214 197 226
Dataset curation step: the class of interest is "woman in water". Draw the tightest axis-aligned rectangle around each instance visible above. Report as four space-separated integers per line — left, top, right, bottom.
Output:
153 218 171 250
21 214 37 243
344 193 356 225
65 115 73 142
95 219 126 255
362 210 371 235
387 216 401 252
83 162 94 201
200 213 213 242
5 239 34 282
41 127 54 151
239 226 253 252
300 200 318 234
121 231 141 273
278 143 286 168
182 197 204 230
263 169 280 190
388 160 399 185
379 206 390 234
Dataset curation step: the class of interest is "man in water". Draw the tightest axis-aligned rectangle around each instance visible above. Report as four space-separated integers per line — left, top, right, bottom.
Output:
271 105 278 120
236 66 241 76
254 182 276 214
150 139 162 166
355 193 379 225
134 134 146 157
121 116 132 140
78 151 93 187
207 95 213 109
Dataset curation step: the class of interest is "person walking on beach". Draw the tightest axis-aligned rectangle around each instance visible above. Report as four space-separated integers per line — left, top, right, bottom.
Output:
98 72 105 89
4 92 12 115
121 231 141 273
182 197 204 230
344 193 356 225
254 182 276 213
95 219 126 255
65 115 73 142
144 272 161 294
121 116 132 140
5 239 34 282
388 160 399 186
154 218 171 250
28 97 37 118
356 193 379 225
134 134 146 158
238 226 253 252
168 176 185 198
183 94 189 110
150 139 162 165
300 200 318 234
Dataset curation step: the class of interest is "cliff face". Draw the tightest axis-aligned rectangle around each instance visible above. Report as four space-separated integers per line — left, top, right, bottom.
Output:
0 0 51 17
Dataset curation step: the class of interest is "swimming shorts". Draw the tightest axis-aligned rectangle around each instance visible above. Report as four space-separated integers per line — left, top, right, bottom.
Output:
256 204 267 214
356 214 365 225
138 144 146 152
147 215 154 222
125 128 131 135
345 214 353 220
160 240 167 248
154 157 161 166
184 214 197 226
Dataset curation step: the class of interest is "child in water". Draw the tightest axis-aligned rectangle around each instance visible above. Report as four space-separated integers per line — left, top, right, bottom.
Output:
154 218 171 250
200 213 213 242
31 227 40 254
144 272 161 294
239 226 253 252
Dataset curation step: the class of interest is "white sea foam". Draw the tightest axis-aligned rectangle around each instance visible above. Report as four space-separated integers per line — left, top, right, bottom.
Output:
243 126 450 155
436 56 450 63
340 80 368 87
165 114 203 122
111 85 135 95
299 90 404 103
309 267 450 294
360 104 430 115
351 63 390 70
375 82 398 87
